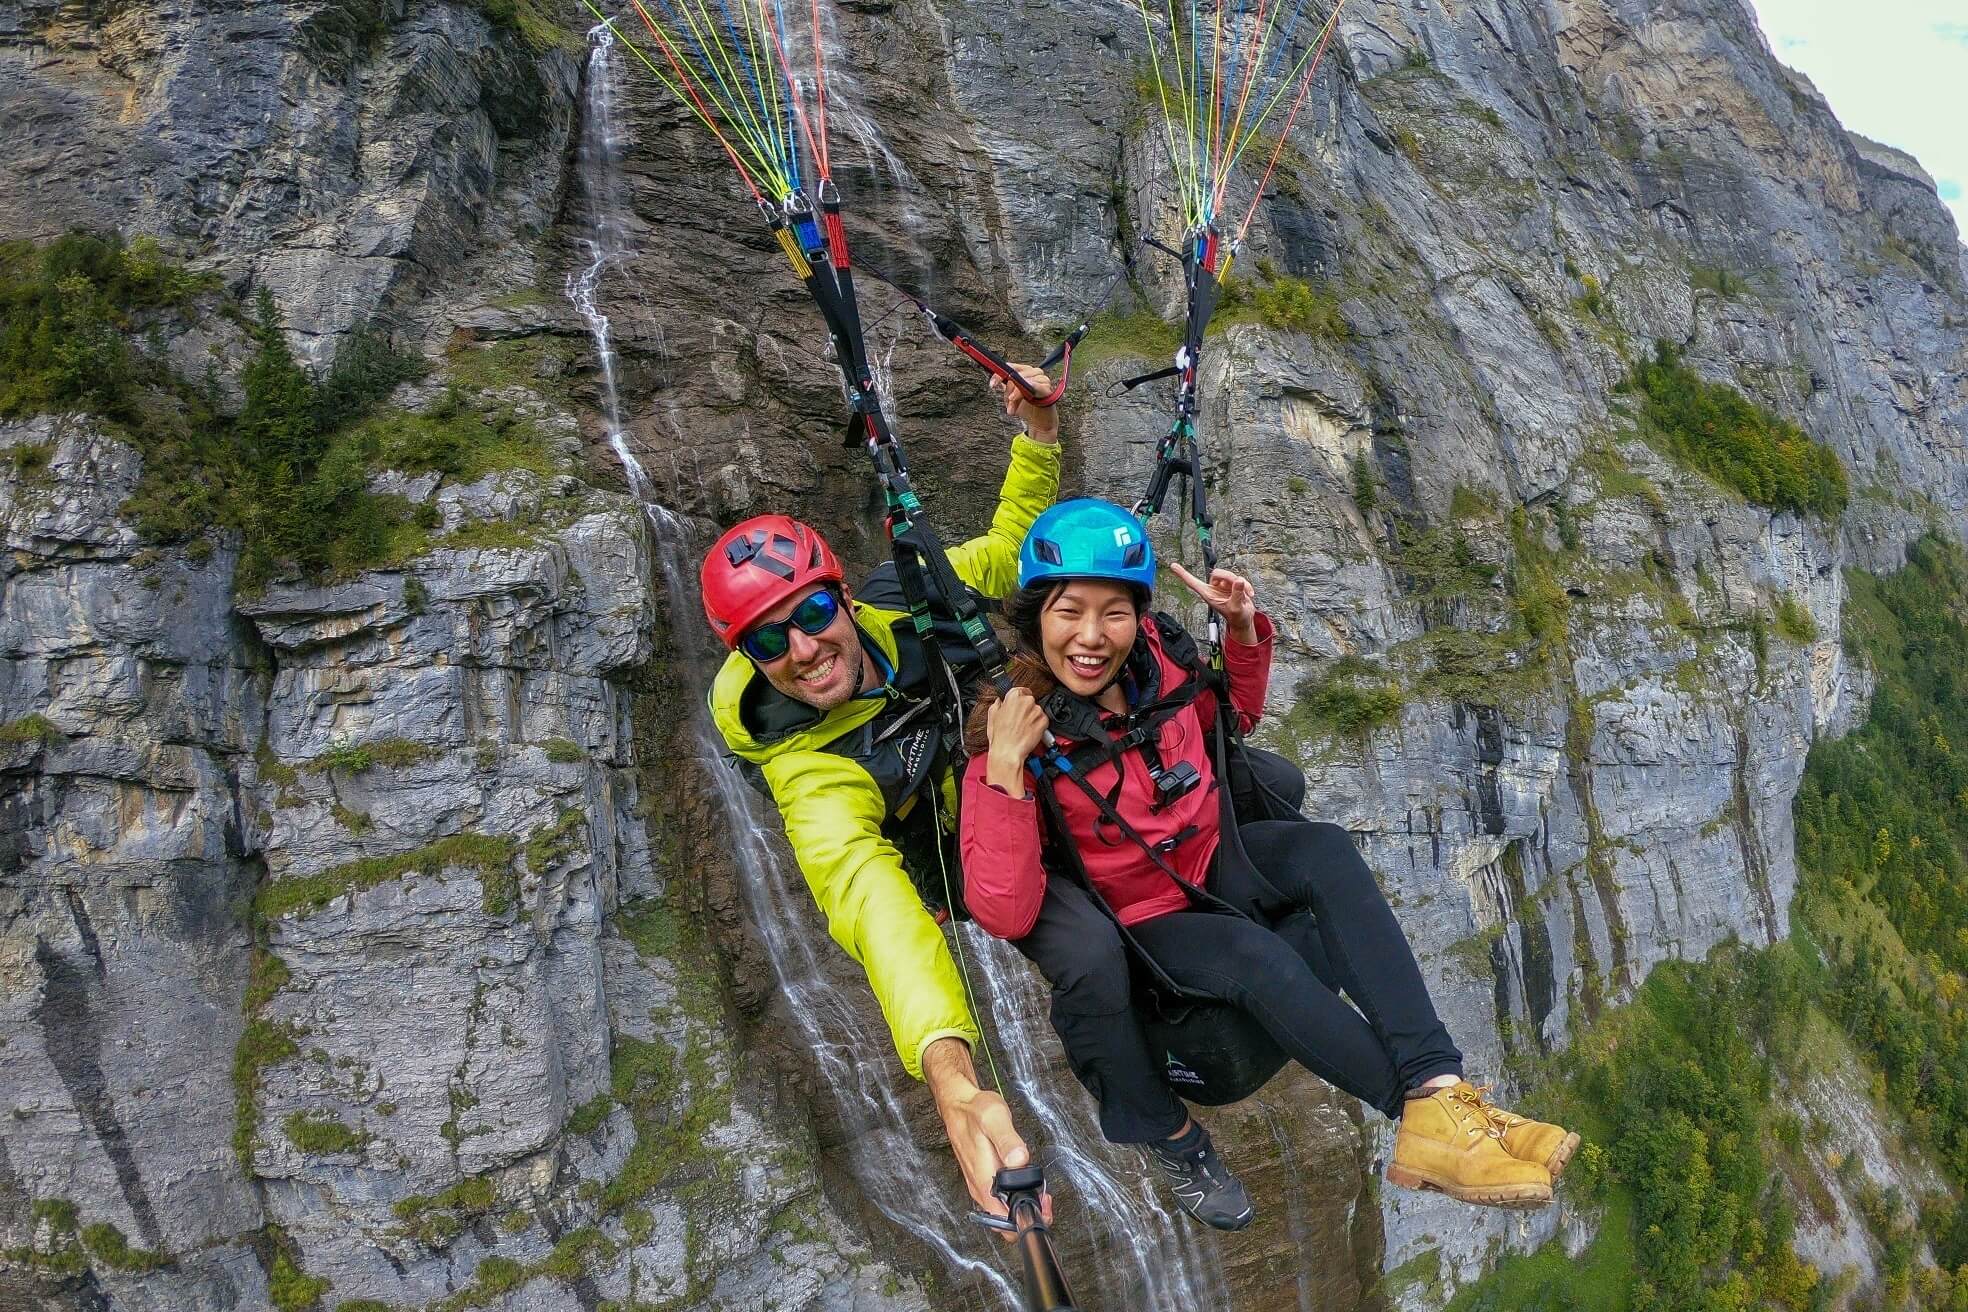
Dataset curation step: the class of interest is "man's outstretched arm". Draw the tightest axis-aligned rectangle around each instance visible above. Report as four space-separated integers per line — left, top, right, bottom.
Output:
764 751 1041 1219
922 1036 1040 1224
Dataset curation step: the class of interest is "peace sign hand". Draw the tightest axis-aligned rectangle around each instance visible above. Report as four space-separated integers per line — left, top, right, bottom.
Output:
1168 561 1260 645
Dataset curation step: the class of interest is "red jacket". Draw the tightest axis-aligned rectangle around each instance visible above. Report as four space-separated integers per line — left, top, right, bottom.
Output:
960 612 1276 939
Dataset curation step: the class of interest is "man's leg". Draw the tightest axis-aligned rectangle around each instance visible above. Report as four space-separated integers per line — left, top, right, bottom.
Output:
1010 879 1187 1145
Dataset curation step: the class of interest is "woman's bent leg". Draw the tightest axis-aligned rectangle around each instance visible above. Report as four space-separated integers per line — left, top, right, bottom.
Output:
1012 880 1187 1144
1235 821 1463 1097
1130 909 1406 1114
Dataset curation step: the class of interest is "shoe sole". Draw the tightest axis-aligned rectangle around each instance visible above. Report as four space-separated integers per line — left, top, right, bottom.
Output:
1172 1201 1256 1232
1385 1164 1553 1210
1545 1132 1582 1179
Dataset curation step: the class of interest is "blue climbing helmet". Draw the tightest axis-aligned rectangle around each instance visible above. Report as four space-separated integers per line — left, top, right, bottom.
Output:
1018 497 1157 590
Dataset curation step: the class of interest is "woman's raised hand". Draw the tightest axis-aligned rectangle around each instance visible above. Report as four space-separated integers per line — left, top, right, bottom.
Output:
1168 561 1259 644
987 687 1051 765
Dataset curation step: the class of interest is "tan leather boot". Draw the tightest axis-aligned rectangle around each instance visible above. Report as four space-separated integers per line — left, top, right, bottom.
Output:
1464 1086 1582 1178
1387 1082 1553 1209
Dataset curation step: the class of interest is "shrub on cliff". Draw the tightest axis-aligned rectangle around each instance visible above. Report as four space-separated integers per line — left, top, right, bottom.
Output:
1623 342 1848 518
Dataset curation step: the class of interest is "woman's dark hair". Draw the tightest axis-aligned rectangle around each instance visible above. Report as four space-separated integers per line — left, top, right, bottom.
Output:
963 578 1151 756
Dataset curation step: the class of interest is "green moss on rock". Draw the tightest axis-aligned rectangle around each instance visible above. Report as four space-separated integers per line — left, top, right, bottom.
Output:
268 1249 331 1312
282 1111 371 1156
0 713 63 747
234 1018 303 1163
395 1175 498 1249
80 1221 169 1271
257 833 518 920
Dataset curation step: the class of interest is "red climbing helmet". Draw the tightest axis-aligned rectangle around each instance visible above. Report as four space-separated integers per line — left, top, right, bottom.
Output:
700 514 846 649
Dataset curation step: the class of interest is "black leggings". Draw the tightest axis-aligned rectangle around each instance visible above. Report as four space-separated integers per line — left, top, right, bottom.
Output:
1012 820 1462 1142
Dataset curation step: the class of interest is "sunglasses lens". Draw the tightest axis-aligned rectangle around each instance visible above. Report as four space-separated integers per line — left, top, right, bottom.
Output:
792 590 838 632
743 625 790 662
741 590 835 663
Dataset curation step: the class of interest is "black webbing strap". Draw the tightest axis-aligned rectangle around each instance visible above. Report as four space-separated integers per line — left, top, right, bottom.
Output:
760 186 1010 766
1132 224 1228 583
1028 705 1258 996
1110 364 1180 395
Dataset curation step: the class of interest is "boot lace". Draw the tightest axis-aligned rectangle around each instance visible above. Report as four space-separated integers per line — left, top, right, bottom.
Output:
1446 1084 1509 1140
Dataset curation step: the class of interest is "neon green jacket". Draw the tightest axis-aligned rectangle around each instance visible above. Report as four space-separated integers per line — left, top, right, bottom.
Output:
708 435 1060 1079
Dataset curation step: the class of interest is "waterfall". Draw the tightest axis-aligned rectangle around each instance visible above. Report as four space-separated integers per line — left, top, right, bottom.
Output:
566 23 1228 1309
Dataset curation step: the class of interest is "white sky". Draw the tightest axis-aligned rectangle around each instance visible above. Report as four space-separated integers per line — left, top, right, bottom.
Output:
1745 0 1967 238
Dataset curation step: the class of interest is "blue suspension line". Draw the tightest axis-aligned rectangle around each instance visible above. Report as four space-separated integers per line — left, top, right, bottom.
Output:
771 0 803 189
649 0 755 151
1219 1 1248 162
715 0 778 169
1241 0 1311 136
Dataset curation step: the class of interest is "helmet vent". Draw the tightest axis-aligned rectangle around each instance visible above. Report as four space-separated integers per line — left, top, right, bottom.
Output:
1034 539 1063 566
1123 542 1147 568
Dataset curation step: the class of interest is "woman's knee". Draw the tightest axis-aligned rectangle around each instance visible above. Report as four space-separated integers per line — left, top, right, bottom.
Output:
1044 927 1135 1016
1303 822 1380 893
1211 924 1319 995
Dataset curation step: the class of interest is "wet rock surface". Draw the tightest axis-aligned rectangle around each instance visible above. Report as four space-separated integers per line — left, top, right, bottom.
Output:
3 0 1965 1308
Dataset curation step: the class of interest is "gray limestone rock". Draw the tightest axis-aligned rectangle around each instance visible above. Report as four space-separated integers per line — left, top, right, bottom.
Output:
5 0 1968 1306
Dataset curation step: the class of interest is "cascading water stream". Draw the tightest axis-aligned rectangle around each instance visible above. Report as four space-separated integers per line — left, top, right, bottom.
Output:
567 23 1227 1309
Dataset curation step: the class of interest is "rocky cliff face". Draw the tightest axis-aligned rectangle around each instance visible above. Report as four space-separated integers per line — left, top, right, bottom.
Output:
2 0 1963 1309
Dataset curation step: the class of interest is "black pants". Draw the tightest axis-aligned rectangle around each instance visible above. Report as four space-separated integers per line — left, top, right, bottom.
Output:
1012 820 1462 1142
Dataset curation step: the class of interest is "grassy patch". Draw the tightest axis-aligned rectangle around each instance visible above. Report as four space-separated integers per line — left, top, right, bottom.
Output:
524 807 588 878
79 1221 168 1272
233 1018 303 1164
0 713 63 747
1579 441 1665 512
1216 262 1350 339
0 232 580 596
395 1176 498 1249
470 0 582 52
282 1111 370 1156
242 945 293 1014
1399 525 1500 605
437 517 544 552
1 439 55 482
1691 265 1745 298
538 1226 616 1281
566 1092 614 1135
1284 658 1406 745
541 736 585 764
303 737 441 774
268 1248 331 1312
329 803 374 835
1622 342 1847 518
257 833 518 920
1068 306 1181 372
1771 591 1817 644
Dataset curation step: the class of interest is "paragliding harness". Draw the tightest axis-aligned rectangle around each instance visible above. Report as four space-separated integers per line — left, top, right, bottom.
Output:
1023 611 1312 1106
761 182 1070 923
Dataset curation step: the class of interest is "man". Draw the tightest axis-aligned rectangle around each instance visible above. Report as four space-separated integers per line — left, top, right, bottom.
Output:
701 365 1060 1223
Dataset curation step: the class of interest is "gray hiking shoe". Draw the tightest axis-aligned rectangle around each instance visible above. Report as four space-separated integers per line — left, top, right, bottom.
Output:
1148 1122 1255 1231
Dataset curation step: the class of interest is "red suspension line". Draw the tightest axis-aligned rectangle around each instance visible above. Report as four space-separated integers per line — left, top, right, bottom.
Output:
1234 4 1342 243
627 0 767 202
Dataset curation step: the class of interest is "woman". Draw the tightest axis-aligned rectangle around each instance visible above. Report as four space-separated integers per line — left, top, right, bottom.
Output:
959 498 1577 1231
